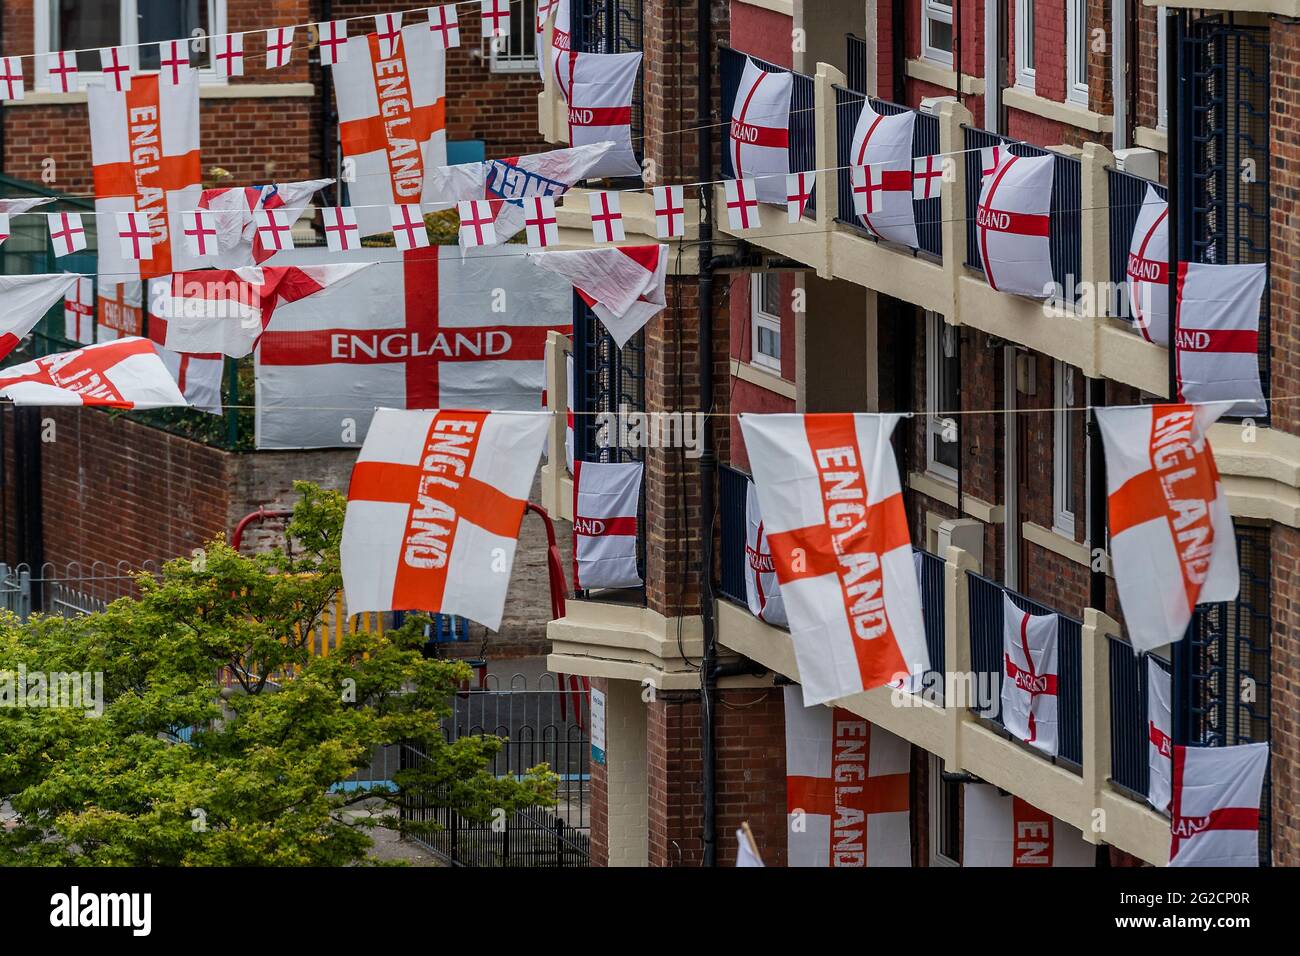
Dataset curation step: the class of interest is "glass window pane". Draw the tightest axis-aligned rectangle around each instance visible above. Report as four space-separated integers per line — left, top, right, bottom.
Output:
1025 5 1035 69
138 0 210 70
757 325 780 360
53 0 122 72
929 21 953 55
760 273 781 316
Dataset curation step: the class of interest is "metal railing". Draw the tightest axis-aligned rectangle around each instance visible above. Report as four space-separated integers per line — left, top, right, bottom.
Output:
720 46 817 216
718 463 753 610
847 33 867 96
834 86 942 259
915 549 945 692
1107 639 1170 803
0 560 160 621
1107 167 1167 327
963 128 1083 303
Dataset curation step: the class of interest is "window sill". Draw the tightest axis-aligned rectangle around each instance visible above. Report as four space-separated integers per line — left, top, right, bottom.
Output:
730 358 795 399
7 81 316 106
908 471 1005 523
1022 521 1112 575
904 58 985 96
1134 126 1168 154
739 0 795 15
1001 86 1113 134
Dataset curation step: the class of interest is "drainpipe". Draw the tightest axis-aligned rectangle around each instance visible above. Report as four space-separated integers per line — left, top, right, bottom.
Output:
954 0 962 106
1110 0 1128 150
984 0 1001 134
892 0 906 102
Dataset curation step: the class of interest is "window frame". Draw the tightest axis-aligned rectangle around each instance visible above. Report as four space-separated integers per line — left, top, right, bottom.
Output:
928 754 961 867
1053 361 1077 539
922 0 955 68
1066 0 1089 107
1015 0 1036 92
33 0 230 91
485 0 540 74
749 272 783 373
925 310 959 485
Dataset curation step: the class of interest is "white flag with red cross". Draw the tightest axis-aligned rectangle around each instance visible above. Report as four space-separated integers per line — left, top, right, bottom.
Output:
428 5 462 50
653 185 685 238
975 152 1054 297
565 352 575 474
0 273 81 360
332 23 446 237
46 51 79 94
481 0 511 37
317 20 349 66
390 204 430 250
116 211 154 262
1000 593 1060 757
0 56 24 101
149 344 224 416
151 262 374 358
535 0 557 80
588 191 625 242
253 208 296 253
524 196 559 247
254 245 573 450
573 459 642 590
739 413 929 705
1147 656 1173 814
784 687 911 867
1097 403 1239 654
96 281 144 342
322 206 361 252
526 244 667 348
849 101 916 248
962 784 1095 867
0 337 185 409
99 45 132 90
198 179 334 266
89 73 202 283
561 51 642 179
1169 742 1269 867
912 154 944 199
341 407 550 628
64 276 96 345
0 197 54 248
548 0 573 98
48 213 87 258
786 171 814 223
724 178 760 231
1174 261 1267 418
1127 185 1169 343
265 26 296 70
744 478 788 628
728 57 791 204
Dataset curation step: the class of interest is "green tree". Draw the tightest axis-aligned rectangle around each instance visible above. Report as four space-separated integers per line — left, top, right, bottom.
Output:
0 481 555 866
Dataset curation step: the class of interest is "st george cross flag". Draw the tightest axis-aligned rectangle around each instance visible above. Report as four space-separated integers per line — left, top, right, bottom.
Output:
149 344 224 416
547 0 573 98
48 213 87 258
975 152 1054 297
64 276 96 345
739 413 928 705
573 459 643 590
912 155 944 199
198 179 334 266
728 57 792 203
428 5 461 50
565 352 575 474
563 51 642 178
848 101 917 248
962 784 1095 867
332 22 446 236
152 263 374 358
653 184 685 238
341 407 550 629
254 245 572 449
1169 742 1269 867
745 478 788 628
1174 261 1267 418
0 337 185 408
1127 185 1169 344
784 687 911 867
526 244 667 348
96 281 143 342
1147 656 1173 814
89 73 202 282
0 195 53 222
0 273 82 360
1097 403 1238 654
1001 594 1060 757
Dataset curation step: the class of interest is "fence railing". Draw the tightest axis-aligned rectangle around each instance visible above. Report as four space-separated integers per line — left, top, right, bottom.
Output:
0 560 160 621
718 463 751 609
1107 638 1171 803
915 549 945 693
846 33 867 96
720 46 817 216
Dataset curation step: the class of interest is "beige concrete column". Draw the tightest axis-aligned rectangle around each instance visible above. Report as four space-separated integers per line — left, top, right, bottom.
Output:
942 545 981 771
796 274 869 412
1082 607 1122 844
603 679 650 866
1080 142 1114 323
938 100 974 325
540 331 573 521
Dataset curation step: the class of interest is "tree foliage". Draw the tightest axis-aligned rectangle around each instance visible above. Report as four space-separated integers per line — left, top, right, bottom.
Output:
0 482 555 866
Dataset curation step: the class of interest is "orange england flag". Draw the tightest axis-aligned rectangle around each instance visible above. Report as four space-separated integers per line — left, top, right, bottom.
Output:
739 413 928 704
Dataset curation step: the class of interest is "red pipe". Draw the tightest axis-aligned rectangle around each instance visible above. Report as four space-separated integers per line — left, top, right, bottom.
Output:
230 507 293 553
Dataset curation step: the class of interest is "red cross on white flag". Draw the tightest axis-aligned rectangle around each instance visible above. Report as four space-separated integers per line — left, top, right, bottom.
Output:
0 273 81 359
1147 657 1173 814
48 212 87 258
322 206 360 252
46 50 79 94
428 5 462 49
850 101 916 246
99 46 132 91
785 171 814 224
1174 260 1267 417
573 460 643 590
1001 594 1060 757
482 0 512 38
524 196 559 248
265 27 296 70
975 152 1054 297
215 32 244 77
458 200 498 247
912 154 944 199
588 191 624 242
962 784 1095 867
253 208 295 252
0 57 25 100
564 50 643 178
979 145 1004 187
317 20 349 66
744 479 787 627
724 177 759 231
0 337 186 408
375 13 404 59
0 213 10 248
158 39 191 86
652 185 685 239
64 276 96 345
390 204 430 250
1170 742 1269 867
116 211 154 261
1127 185 1169 343
182 210 218 258
341 408 550 626
527 244 666 348
728 56 792 204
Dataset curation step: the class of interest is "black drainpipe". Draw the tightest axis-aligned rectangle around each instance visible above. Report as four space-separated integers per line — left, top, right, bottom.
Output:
892 0 907 102
321 0 338 204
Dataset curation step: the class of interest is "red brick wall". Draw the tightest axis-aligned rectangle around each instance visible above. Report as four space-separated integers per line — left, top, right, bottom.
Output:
729 2 792 69
588 676 611 867
1271 524 1300 866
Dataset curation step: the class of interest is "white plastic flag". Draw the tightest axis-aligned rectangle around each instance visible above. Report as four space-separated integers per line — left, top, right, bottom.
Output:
158 39 192 86
653 185 685 239
975 152 1054 297
116 211 153 262
724 178 760 230
1001 594 1060 757
389 204 430 250
322 206 361 252
0 273 81 359
736 826 765 867
573 460 643 590
317 21 349 66
0 57 24 101
46 51 78 94
481 0 511 38
99 46 132 91
564 51 642 178
0 197 54 248
962 784 1095 867
0 337 186 409
265 27 295 69
912 154 943 199
526 244 667 348
849 101 916 247
428 5 461 49
1169 742 1269 867
728 56 791 203
215 32 245 77
458 200 498 247
1127 185 1169 343
198 178 334 265
253 208 296 253
48 212 87 258
524 196 559 248
786 171 814 224
64 276 96 345
374 13 403 59
182 210 219 259
744 478 788 628
589 191 624 242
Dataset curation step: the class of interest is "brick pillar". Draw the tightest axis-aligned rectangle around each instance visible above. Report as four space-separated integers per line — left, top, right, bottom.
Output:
1270 526 1300 866
588 677 650 867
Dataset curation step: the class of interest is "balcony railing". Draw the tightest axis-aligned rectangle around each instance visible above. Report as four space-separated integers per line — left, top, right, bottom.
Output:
966 571 1084 769
572 0 645 184
915 548 946 698
846 33 867 95
1107 638 1170 803
963 128 1083 303
1107 167 1167 330
720 46 817 216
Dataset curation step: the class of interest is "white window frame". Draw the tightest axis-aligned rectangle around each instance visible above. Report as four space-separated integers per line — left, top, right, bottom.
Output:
485 0 539 74
1066 0 1089 107
750 273 782 373
1156 6 1168 130
922 0 954 68
1015 0 1036 92
928 754 961 867
925 311 959 484
1053 361 1077 538
34 0 229 91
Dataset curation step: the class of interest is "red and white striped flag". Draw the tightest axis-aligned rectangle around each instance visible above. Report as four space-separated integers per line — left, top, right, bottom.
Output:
573 460 643 590
975 152 1054 297
1169 742 1269 867
1147 656 1173 814
0 337 186 408
1097 403 1239 654
63 276 96 345
562 51 642 178
1001 594 1060 757
341 408 550 628
849 101 916 247
739 413 928 704
728 56 791 203
1175 261 1267 417
0 273 81 360
963 784 1095 867
784 687 911 867
527 244 667 348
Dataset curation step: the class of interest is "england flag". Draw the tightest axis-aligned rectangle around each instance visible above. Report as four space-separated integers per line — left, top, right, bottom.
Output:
848 101 916 248
727 57 792 203
0 273 82 359
1169 742 1269 867
1001 594 1060 757
1174 261 1267 418
0 337 186 409
526 244 667 348
975 152 1054 297
744 478 788 628
1147 656 1173 814
197 179 334 266
63 276 96 345
564 51 642 178
573 459 643 590
962 784 1095 867
1126 185 1169 343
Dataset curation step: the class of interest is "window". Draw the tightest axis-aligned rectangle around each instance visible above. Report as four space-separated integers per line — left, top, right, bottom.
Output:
487 0 538 73
750 273 782 372
922 0 954 67
1066 0 1088 106
1053 361 1077 537
35 1 227 89
926 311 959 482
928 754 961 866
1156 6 1168 130
1015 0 1035 91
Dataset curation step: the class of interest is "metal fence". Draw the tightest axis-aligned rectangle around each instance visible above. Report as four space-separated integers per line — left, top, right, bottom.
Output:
720 46 817 216
0 560 160 621
915 549 945 695
847 33 867 96
1107 168 1167 326
1107 639 1169 802
963 128 1083 303
966 572 1083 768
718 463 751 609
572 0 644 186
834 87 942 259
